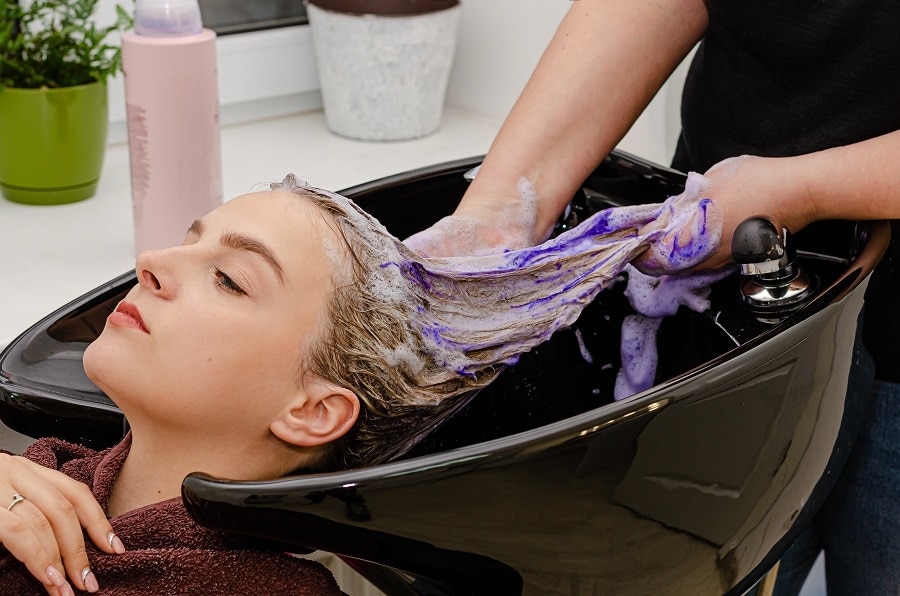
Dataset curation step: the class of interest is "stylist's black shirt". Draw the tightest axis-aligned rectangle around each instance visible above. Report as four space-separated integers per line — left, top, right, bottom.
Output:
672 0 900 381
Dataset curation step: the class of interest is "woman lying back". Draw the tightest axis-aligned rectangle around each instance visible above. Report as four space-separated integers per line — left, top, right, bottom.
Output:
0 172 720 594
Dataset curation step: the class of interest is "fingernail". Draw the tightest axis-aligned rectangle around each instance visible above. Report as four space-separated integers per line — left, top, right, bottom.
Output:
108 531 126 554
60 582 76 596
46 565 66 587
82 567 99 593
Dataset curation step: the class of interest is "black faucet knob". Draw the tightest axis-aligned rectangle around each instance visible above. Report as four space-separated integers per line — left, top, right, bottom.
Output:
732 216 817 318
731 217 788 275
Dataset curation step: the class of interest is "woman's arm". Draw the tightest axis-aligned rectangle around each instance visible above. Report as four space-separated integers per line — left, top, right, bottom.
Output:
0 454 122 595
406 0 709 256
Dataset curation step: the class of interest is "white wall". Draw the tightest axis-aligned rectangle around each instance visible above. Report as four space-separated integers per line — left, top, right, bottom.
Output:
445 0 570 122
96 0 688 164
445 0 689 166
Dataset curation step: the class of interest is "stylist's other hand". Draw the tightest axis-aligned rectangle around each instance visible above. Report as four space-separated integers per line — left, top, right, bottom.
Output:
404 186 544 257
629 170 724 275
635 155 812 274
0 453 123 595
696 155 805 270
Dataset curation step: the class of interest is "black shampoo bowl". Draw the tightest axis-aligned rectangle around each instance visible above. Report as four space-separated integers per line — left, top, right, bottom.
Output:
0 151 889 595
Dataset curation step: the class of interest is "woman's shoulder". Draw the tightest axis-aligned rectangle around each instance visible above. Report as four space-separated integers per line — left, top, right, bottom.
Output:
89 503 343 595
94 477 342 592
21 437 104 473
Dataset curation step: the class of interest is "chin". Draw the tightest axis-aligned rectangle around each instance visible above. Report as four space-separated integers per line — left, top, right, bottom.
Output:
83 333 129 399
83 339 107 388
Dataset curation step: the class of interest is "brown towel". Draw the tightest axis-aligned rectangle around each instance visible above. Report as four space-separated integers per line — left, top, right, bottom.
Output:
0 435 342 595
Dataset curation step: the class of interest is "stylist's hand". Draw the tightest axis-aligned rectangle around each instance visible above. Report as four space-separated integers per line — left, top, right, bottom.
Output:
634 154 814 273
403 167 564 258
0 453 123 595
404 190 542 257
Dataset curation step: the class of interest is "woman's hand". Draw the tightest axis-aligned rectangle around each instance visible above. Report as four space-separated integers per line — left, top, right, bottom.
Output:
0 453 124 595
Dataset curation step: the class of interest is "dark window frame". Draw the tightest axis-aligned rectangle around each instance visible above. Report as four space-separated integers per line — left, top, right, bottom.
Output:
198 0 308 36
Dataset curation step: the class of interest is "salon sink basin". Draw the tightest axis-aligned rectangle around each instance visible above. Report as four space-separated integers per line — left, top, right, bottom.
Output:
0 150 889 595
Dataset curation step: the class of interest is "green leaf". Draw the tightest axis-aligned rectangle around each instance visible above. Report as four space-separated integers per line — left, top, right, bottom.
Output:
0 0 133 89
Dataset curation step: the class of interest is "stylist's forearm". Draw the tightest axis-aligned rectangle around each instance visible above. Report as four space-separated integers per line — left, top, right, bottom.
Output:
794 129 900 223
464 0 708 240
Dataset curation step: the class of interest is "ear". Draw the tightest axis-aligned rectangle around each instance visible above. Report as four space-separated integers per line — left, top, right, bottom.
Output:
270 378 360 448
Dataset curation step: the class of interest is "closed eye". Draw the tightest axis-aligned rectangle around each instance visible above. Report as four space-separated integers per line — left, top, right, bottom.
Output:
214 268 246 295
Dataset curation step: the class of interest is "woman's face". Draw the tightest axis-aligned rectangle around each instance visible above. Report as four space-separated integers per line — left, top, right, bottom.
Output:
83 190 337 436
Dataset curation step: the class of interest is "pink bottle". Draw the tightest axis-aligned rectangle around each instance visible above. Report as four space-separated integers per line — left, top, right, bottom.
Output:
122 0 222 254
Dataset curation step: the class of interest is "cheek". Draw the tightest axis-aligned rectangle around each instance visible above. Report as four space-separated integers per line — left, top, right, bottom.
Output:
172 318 303 388
88 299 312 400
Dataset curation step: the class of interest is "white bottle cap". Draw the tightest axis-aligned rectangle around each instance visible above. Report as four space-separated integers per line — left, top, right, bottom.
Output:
134 0 204 36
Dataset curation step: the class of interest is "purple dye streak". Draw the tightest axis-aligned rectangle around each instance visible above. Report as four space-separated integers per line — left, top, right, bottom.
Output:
280 171 728 412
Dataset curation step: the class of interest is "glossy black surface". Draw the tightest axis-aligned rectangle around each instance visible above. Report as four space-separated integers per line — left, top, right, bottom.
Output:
0 150 890 595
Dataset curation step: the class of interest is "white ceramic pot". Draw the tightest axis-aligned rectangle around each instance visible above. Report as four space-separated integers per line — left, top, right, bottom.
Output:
307 2 461 141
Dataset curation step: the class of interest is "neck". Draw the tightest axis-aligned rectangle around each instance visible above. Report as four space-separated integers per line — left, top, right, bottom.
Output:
107 426 305 517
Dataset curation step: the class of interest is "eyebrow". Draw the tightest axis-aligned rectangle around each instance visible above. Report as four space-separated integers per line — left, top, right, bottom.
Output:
189 219 285 284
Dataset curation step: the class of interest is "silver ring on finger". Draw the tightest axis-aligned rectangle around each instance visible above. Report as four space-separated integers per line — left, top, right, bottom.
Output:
7 494 25 512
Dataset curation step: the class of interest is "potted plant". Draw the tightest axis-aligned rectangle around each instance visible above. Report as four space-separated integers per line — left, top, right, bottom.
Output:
306 0 461 141
0 0 131 204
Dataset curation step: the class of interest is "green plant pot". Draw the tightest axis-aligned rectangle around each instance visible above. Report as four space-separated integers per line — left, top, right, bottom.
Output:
0 81 108 205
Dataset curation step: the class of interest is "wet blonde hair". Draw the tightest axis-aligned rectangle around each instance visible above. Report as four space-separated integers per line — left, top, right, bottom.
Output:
271 172 718 469
272 175 502 468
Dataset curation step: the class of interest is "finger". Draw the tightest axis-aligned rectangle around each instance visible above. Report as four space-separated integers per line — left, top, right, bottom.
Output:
636 200 723 275
405 215 515 257
36 492 95 593
6 495 64 564
5 485 92 592
11 460 115 592
403 228 443 257
1 508 74 596
403 216 462 257
603 202 664 230
17 458 120 554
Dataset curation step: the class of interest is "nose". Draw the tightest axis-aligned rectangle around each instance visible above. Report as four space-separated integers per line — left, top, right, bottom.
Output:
135 248 176 298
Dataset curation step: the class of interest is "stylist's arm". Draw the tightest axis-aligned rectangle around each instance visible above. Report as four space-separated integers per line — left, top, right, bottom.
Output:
672 131 900 272
405 0 708 257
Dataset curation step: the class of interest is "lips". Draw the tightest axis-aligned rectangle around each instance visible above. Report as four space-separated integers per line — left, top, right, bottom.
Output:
108 300 149 333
